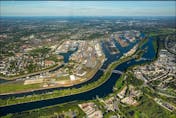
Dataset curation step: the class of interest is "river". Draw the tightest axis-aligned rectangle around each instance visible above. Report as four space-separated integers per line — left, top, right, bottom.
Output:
0 37 156 116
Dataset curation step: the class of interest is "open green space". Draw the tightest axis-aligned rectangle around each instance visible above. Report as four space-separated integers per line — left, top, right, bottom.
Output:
0 82 40 94
114 74 126 92
152 38 158 53
1 102 85 118
148 28 176 37
119 94 176 118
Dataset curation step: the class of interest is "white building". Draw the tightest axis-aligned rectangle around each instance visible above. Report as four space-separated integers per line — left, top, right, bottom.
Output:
70 75 76 81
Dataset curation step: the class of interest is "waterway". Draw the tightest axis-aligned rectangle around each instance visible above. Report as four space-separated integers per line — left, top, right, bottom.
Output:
0 37 138 99
0 37 156 116
59 47 78 63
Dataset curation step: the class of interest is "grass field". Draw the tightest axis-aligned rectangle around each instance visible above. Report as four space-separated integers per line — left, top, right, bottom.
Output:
0 82 40 94
119 95 176 118
2 102 85 118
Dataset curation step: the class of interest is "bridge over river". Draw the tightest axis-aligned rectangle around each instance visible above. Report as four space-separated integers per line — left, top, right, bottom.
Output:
100 69 123 75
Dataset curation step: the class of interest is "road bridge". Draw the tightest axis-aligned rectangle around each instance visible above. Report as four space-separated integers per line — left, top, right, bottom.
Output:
99 69 106 72
112 70 123 74
100 69 123 75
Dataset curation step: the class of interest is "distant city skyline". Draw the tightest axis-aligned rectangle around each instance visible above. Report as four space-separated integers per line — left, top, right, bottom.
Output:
1 1 176 16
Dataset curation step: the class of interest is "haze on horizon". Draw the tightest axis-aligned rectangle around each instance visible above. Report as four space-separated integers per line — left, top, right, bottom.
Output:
0 1 176 16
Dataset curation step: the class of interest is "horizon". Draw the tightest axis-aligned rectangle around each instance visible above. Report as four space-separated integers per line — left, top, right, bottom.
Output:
1 1 176 16
1 16 176 17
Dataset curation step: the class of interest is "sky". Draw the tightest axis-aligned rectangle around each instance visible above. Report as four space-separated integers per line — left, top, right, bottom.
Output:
0 1 176 16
